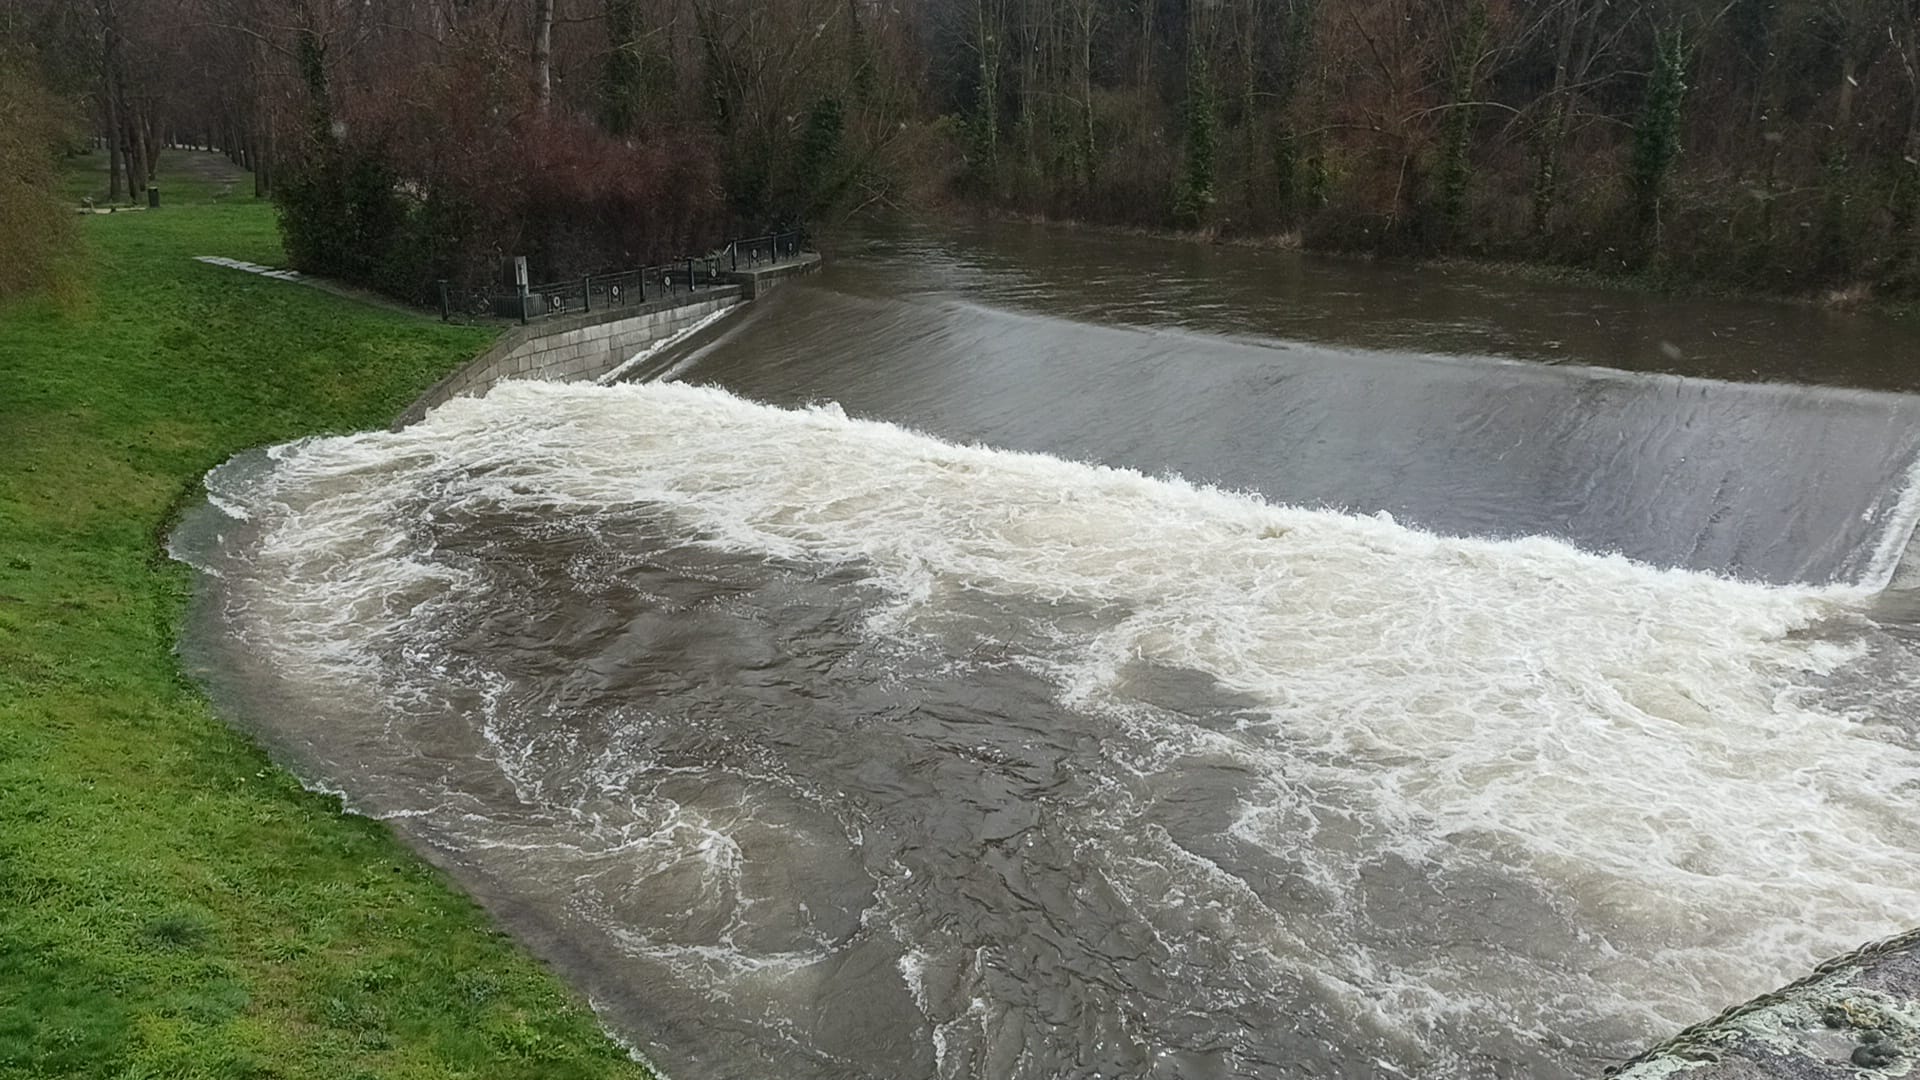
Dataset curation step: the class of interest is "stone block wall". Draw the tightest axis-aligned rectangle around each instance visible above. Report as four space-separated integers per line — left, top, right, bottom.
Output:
393 251 822 430
394 291 741 428
514 294 739 383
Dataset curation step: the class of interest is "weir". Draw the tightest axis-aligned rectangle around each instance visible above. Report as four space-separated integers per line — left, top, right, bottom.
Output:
186 222 1920 1079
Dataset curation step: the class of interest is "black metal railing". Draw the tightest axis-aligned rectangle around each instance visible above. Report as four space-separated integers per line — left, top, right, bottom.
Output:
450 230 811 324
722 231 807 272
520 258 726 321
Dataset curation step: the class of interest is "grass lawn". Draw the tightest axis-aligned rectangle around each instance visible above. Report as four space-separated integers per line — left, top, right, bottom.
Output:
0 150 655 1079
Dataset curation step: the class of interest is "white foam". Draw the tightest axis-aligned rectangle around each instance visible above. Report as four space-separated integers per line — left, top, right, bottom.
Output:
213 378 1920 1050
1863 454 1920 590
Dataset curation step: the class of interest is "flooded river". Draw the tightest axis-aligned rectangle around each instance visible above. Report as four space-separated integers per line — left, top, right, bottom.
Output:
175 221 1920 1079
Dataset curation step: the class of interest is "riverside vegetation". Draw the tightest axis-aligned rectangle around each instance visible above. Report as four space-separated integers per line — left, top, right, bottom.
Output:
12 0 1920 305
0 150 653 1079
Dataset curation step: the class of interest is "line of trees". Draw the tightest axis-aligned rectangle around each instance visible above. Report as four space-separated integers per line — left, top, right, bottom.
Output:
5 0 932 302
8 0 1920 301
936 0 1920 297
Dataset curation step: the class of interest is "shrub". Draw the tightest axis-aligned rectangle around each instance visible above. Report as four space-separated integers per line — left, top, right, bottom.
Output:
273 47 728 305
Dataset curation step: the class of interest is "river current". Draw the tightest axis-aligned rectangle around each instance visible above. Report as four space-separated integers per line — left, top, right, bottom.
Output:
175 222 1920 1079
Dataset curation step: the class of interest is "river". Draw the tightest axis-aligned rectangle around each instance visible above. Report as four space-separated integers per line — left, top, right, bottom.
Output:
174 220 1920 1079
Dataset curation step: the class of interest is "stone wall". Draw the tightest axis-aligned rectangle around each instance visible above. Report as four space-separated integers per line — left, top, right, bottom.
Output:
393 252 821 429
393 291 740 428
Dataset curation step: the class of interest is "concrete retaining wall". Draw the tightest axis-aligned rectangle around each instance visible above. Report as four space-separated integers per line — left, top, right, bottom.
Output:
394 251 821 430
393 291 741 428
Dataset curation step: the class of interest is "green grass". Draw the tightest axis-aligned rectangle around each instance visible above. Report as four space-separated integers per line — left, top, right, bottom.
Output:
60 147 248 206
0 150 655 1079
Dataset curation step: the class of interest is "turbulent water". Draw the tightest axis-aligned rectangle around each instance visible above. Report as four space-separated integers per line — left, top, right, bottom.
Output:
659 228 1920 587
177 224 1920 1080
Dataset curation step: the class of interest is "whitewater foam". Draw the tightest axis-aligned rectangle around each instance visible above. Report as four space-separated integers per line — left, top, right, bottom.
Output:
1863 456 1920 590
601 306 740 385
196 378 1920 1074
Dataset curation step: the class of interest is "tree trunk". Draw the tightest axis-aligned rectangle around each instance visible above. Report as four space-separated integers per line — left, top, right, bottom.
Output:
1435 0 1489 240
125 128 144 195
1837 53 1858 138
1016 0 1037 172
533 0 554 111
142 108 159 182
248 36 271 195
1084 7 1095 191
1531 1 1580 236
1238 0 1263 215
297 8 333 139
123 100 147 196
259 111 275 196
105 80 123 201
100 0 126 202
1137 0 1151 90
971 0 1002 179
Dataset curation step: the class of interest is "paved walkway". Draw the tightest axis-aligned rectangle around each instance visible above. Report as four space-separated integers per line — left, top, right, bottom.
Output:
193 256 446 320
195 255 303 281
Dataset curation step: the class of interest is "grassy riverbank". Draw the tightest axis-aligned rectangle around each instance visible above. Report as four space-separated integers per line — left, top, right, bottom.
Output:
0 150 653 1078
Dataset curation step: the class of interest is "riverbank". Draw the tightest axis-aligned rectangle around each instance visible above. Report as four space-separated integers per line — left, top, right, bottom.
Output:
0 149 654 1077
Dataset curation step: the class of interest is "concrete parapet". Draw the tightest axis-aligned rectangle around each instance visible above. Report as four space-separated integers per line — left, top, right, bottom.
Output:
725 251 822 299
393 284 747 429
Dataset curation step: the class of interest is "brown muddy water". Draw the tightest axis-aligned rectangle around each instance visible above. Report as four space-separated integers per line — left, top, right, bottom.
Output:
173 220 1920 1079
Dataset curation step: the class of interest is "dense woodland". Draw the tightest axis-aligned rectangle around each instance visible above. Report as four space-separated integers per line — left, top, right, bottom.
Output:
4 0 1920 302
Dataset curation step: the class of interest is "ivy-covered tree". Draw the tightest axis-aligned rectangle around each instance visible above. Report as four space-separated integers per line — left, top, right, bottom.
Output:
1629 28 1689 239
1175 31 1218 225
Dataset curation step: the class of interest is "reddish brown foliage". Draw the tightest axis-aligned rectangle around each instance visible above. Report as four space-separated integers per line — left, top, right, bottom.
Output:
283 45 729 301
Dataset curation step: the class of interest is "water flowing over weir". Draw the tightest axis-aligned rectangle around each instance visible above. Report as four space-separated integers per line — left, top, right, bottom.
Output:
176 224 1920 1079
654 233 1920 588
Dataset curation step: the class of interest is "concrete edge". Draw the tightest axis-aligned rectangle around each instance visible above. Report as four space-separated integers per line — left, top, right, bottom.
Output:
731 251 823 299
1608 927 1920 1078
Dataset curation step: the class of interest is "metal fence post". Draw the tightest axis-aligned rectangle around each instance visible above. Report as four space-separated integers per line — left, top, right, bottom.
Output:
583 274 592 313
436 279 450 322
